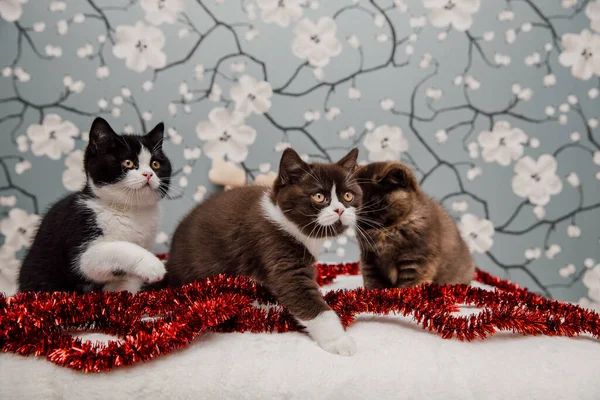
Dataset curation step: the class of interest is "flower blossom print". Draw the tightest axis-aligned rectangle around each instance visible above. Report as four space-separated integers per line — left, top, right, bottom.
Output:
196 108 257 162
478 121 528 166
112 22 167 73
292 17 342 67
0 245 20 295
512 155 563 206
62 150 85 191
26 114 78 160
580 265 600 311
559 29 600 80
230 75 273 116
586 1 600 33
0 0 22 22
141 0 184 26
458 213 494 254
0 208 40 251
257 0 302 28
423 0 481 32
363 125 408 162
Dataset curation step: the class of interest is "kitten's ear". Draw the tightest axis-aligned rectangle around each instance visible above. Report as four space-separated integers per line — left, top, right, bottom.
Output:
278 148 309 185
145 122 165 150
89 117 117 151
377 163 417 191
336 148 359 172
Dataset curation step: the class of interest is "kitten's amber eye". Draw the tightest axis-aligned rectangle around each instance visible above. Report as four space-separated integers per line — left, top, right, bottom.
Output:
311 193 325 203
122 160 134 169
151 160 161 169
343 192 354 202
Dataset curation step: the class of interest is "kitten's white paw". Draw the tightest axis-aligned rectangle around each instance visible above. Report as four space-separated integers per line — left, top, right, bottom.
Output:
318 334 357 356
133 255 166 284
300 310 357 356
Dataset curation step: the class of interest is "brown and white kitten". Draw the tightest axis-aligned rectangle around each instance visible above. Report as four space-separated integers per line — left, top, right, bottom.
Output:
354 161 474 289
167 148 362 356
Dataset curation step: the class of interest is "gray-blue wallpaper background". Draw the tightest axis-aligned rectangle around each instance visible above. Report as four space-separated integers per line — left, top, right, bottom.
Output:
0 0 599 305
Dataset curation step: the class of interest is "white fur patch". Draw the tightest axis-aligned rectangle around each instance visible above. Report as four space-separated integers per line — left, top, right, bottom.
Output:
78 145 166 292
316 184 357 229
299 310 356 356
78 241 165 287
83 199 161 249
261 193 326 259
77 197 165 292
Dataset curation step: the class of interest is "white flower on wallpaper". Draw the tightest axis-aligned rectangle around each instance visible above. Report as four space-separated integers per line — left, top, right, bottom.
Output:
258 0 302 28
292 17 342 67
579 297 600 313
0 208 39 251
112 22 167 73
458 213 494 254
26 114 78 160
559 29 600 80
62 150 85 191
193 185 208 202
363 125 408 162
582 264 600 308
512 155 563 206
141 0 184 26
0 245 20 295
587 1 600 32
230 75 273 116
477 121 528 166
423 0 481 32
0 0 23 22
196 107 257 162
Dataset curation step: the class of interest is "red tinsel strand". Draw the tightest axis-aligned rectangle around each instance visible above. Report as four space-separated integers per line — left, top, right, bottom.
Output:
1 260 599 373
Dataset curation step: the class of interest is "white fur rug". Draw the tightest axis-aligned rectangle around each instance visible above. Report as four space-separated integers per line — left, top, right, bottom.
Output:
1 275 599 400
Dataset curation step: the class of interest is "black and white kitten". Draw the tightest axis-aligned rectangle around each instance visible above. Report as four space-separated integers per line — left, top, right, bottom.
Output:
18 117 172 294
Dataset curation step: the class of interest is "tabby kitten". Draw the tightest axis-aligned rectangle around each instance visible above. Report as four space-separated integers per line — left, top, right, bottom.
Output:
355 161 474 289
18 117 172 293
167 148 361 356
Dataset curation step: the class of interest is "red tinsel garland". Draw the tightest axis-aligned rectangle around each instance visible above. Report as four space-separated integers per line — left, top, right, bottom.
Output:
1 257 599 373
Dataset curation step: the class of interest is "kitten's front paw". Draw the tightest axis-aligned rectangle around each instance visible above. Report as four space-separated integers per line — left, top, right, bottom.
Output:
133 255 166 284
318 334 357 356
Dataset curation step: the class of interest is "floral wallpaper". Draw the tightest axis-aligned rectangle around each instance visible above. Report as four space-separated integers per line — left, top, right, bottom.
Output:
0 0 599 306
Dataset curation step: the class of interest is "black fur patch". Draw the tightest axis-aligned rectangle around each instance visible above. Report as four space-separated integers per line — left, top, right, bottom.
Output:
18 117 172 293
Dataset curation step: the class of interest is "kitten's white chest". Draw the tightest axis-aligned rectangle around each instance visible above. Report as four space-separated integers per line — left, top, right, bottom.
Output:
83 199 160 250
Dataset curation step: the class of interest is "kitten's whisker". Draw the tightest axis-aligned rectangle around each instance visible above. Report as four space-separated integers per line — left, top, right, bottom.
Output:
357 197 385 210
151 139 162 155
357 217 383 228
157 185 196 205
354 225 378 254
358 221 403 245
357 226 379 254
356 201 394 215
304 221 323 260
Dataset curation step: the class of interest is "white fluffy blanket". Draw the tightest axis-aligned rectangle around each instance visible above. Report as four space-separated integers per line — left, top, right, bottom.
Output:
1 275 600 400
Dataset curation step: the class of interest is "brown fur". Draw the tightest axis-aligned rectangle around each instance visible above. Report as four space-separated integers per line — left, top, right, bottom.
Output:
166 148 361 321
354 161 474 289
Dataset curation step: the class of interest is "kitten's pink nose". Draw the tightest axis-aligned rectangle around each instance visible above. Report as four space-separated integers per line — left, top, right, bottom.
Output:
334 208 344 216
142 172 153 181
